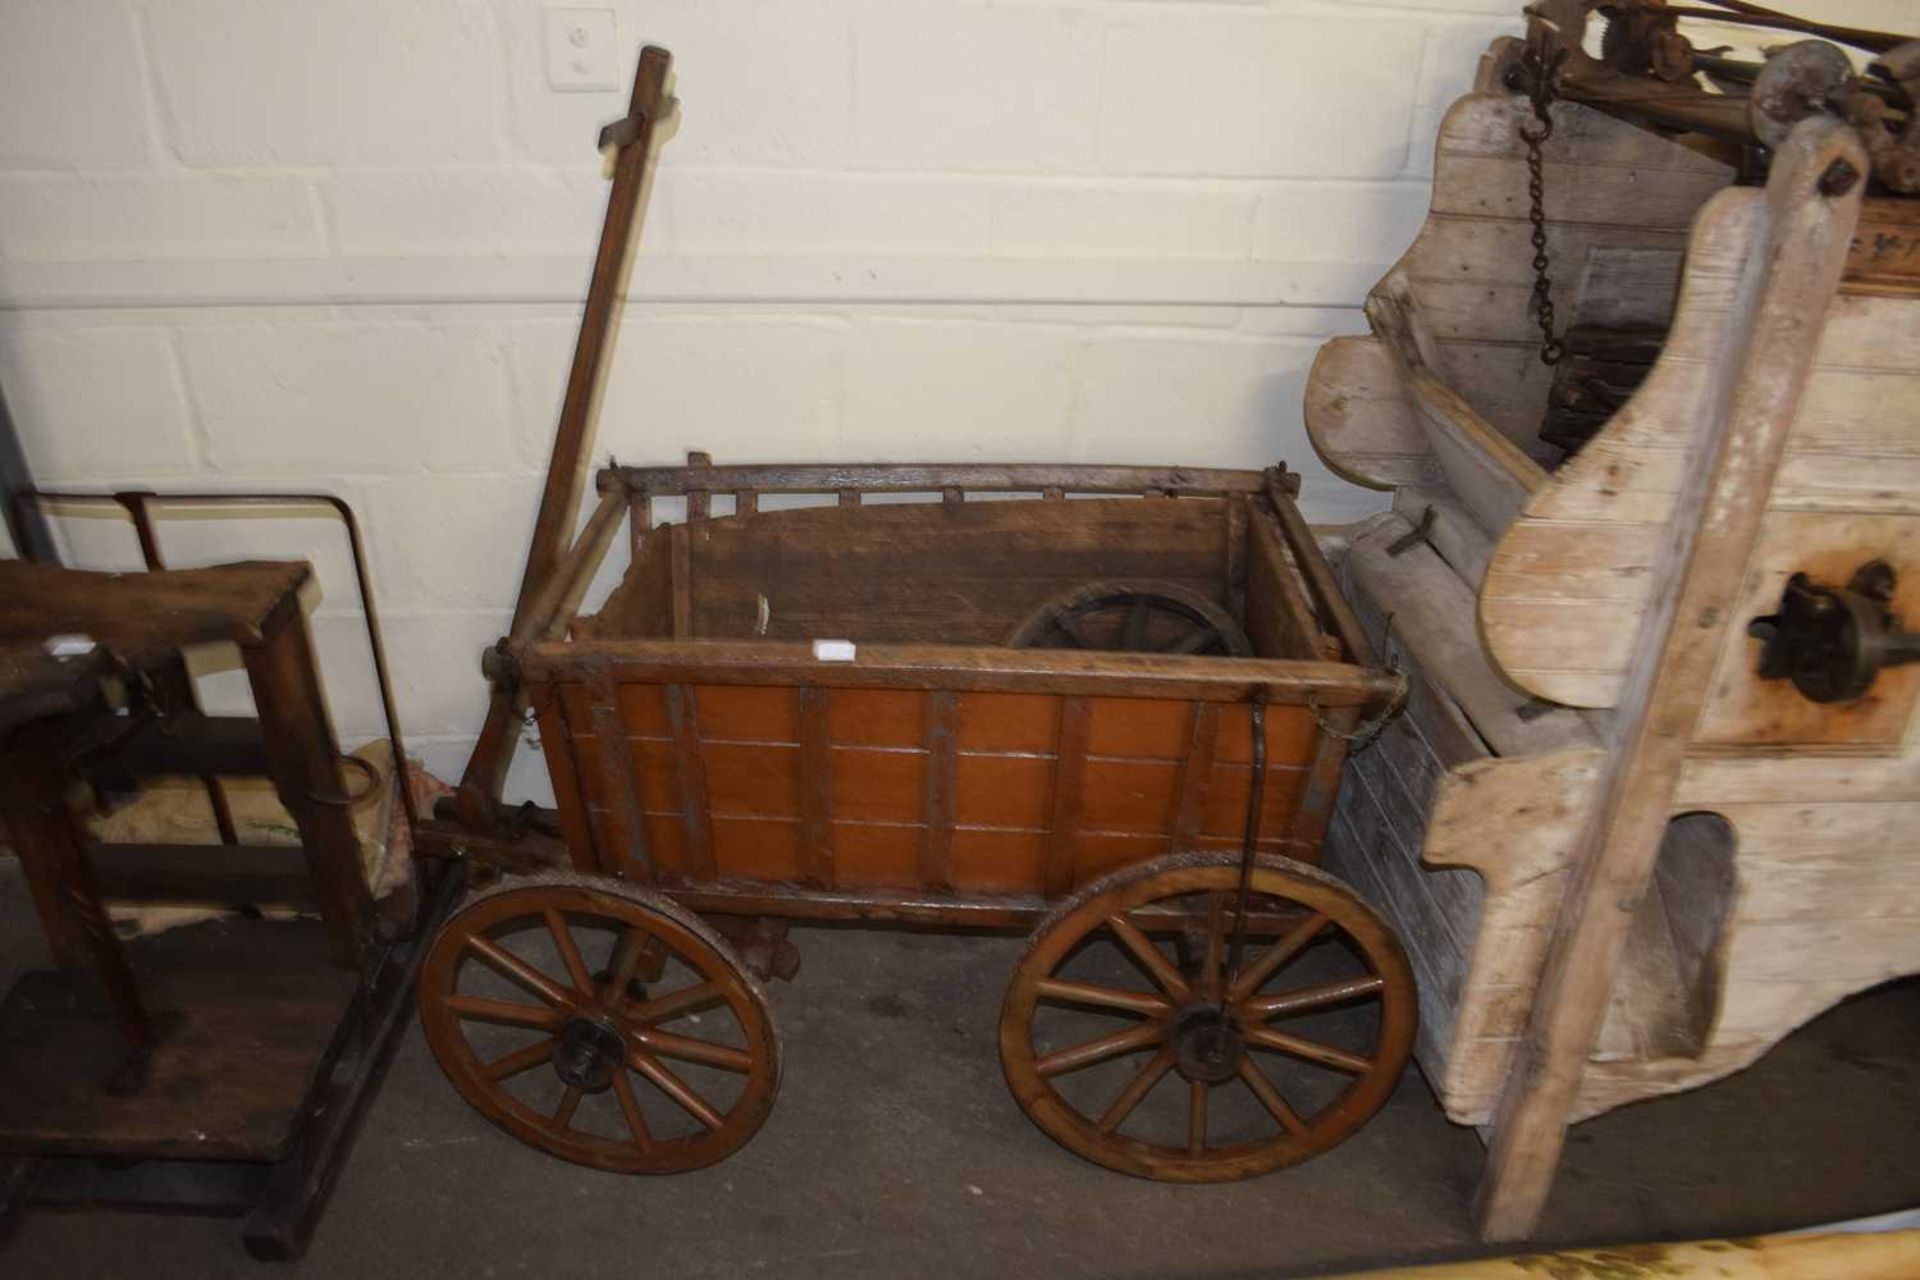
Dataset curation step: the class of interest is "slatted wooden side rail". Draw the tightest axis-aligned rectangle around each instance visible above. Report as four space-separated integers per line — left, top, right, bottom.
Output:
600 454 1289 518
532 668 1353 920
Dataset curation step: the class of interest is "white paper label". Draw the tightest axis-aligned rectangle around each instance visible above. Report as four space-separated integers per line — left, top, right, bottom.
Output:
812 639 856 663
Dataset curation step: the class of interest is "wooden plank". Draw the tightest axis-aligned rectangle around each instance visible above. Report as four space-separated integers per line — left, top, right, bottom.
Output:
1406 371 1544 537
921 690 958 890
669 523 692 639
1044 697 1091 897
627 494 652 568
1169 701 1220 846
1346 518 1595 759
590 675 651 881
1223 493 1248 620
1263 476 1377 668
600 461 1270 499
1302 335 1434 490
1475 120 1867 1242
665 683 716 880
86 843 316 911
684 495 1231 646
797 687 833 888
1245 507 1323 661
522 640 1406 709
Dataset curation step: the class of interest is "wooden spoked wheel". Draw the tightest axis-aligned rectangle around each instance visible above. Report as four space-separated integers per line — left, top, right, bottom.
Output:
419 872 780 1173
1000 852 1414 1182
1005 579 1254 657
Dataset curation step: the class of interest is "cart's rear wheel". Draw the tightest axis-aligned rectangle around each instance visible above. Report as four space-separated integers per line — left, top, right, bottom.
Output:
419 872 779 1173
1005 579 1254 656
1000 852 1414 1182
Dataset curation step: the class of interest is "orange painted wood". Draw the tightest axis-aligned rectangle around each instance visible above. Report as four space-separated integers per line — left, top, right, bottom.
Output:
533 689 599 874
1171 702 1222 845
590 673 652 879
1044 698 1093 896
798 687 834 887
828 688 925 746
665 684 715 879
922 691 959 889
539 674 1330 901
957 692 1057 752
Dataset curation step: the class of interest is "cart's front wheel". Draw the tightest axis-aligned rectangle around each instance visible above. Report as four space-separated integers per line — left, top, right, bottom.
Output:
419 872 780 1173
1000 852 1414 1182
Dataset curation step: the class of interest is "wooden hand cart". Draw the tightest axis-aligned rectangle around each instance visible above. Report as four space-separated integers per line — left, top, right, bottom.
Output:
421 47 1414 1182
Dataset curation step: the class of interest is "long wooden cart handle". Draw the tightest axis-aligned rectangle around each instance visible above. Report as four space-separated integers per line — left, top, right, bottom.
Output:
453 46 675 828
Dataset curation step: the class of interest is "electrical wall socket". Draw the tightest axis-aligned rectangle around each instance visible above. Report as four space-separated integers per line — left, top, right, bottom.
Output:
543 8 619 92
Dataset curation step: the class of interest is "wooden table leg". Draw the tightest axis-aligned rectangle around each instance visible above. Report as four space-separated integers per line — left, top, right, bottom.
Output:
242 612 375 968
0 729 155 1074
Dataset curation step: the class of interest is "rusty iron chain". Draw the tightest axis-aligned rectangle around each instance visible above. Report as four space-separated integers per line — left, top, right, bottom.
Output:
1518 39 1569 366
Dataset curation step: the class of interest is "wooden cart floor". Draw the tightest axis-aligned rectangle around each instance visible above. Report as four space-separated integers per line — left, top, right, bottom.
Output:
0 864 1914 1276
0 916 357 1161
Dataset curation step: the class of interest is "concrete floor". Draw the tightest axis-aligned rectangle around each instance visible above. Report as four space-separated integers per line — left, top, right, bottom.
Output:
1 862 1916 1279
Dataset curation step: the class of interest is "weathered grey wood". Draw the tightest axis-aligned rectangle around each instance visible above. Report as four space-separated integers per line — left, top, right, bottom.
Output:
1475 118 1867 1242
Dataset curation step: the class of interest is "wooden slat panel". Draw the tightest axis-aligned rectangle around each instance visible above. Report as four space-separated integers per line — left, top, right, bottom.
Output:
603 461 1269 498
533 688 599 872
798 687 833 888
1245 508 1324 660
1044 697 1092 897
592 668 651 879
684 496 1231 645
921 691 958 889
665 684 715 879
1170 702 1220 846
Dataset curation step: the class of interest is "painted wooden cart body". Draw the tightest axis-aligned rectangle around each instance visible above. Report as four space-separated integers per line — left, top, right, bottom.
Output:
1304 35 1920 1239
515 462 1401 927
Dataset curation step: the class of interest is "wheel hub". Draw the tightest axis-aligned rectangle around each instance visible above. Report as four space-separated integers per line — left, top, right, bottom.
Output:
1169 1004 1244 1085
553 1017 627 1093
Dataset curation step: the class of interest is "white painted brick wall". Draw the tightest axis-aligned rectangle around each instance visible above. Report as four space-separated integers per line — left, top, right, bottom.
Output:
3 0 1892 803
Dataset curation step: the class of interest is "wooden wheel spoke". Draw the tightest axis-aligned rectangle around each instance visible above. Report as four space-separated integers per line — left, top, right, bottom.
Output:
601 925 648 1007
1037 1020 1165 1078
1238 1057 1309 1136
633 1026 754 1073
481 1036 557 1082
1226 911 1328 1005
1105 914 1191 1000
1055 616 1093 649
551 1085 583 1131
544 908 595 995
1160 627 1213 655
1096 1047 1175 1134
609 1069 654 1152
1034 977 1169 1017
629 1048 724 1130
1246 1025 1373 1076
1243 974 1385 1021
1187 1079 1209 1156
445 994 567 1031
422 877 782 1173
629 979 724 1025
1122 598 1152 650
467 934 574 1008
1200 892 1226 1001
